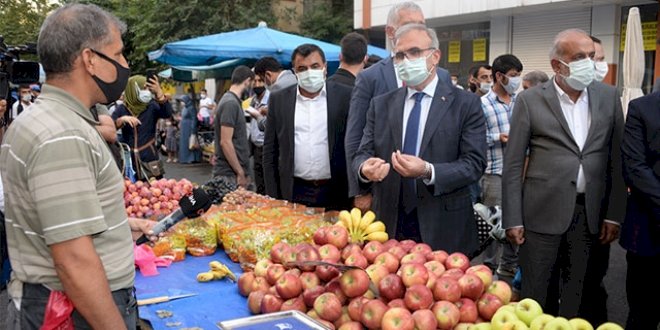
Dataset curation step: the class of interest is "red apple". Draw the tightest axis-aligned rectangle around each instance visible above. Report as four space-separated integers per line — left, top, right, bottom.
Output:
284 268 302 277
398 263 429 288
254 259 273 277
344 252 368 269
325 278 349 305
403 284 434 311
426 273 437 290
318 320 336 329
360 299 389 329
433 277 461 302
455 297 478 323
280 296 307 313
412 309 438 330
347 296 369 321
333 306 352 328
382 239 399 251
339 269 371 298
477 293 503 321
342 244 363 261
401 252 427 265
426 250 449 263
411 243 433 256
486 280 512 305
316 263 341 282
238 271 256 297
300 272 321 290
338 321 363 330
458 273 485 300
362 241 385 263
266 263 286 285
319 244 341 263
275 273 303 299
445 252 470 272
432 300 461 330
398 239 417 253
387 298 406 308
296 245 321 271
326 226 349 249
281 249 297 264
466 265 493 288
302 286 326 308
365 264 389 287
247 290 266 314
381 307 415 330
260 293 284 314
313 226 330 245
388 246 407 260
378 273 405 301
314 292 343 322
440 268 465 281
424 260 446 278
307 309 320 320
374 252 400 273
270 241 292 263
251 276 271 293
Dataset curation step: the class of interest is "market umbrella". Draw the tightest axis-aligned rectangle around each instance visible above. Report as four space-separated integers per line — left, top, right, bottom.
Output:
621 7 645 119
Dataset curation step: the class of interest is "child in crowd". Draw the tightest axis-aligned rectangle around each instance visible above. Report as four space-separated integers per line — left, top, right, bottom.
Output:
164 119 178 163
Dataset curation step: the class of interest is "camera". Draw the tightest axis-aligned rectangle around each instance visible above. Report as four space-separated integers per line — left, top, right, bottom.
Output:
0 36 41 100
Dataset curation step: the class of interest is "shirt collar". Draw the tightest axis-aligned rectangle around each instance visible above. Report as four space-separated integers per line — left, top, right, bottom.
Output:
485 86 516 104
406 73 438 100
296 84 327 101
39 84 99 125
553 77 588 104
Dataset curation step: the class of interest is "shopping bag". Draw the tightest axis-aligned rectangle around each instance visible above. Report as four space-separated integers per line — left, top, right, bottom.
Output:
188 134 200 150
40 290 74 330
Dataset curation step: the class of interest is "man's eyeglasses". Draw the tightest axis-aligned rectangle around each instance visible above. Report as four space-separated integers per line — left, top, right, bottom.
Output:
393 47 434 61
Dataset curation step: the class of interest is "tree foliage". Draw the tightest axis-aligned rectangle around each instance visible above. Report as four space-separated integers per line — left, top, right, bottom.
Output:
298 0 352 44
0 0 57 55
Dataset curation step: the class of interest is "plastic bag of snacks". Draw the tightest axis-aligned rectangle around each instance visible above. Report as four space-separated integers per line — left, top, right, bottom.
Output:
182 217 218 257
151 232 187 262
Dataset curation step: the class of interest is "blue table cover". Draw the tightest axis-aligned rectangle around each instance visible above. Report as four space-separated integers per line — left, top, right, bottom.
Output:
135 250 251 329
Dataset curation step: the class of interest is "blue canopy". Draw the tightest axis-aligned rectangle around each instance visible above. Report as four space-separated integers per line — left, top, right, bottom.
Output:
148 22 388 68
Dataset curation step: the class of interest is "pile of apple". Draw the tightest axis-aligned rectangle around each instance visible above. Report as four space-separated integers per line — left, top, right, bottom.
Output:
123 178 194 219
236 224 517 330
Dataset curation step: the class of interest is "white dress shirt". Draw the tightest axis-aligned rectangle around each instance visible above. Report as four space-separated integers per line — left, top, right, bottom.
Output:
293 86 331 180
402 75 438 185
553 79 591 193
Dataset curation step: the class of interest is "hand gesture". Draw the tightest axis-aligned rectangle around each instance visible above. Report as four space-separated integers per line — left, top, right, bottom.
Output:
145 75 164 100
121 116 141 128
506 227 525 245
360 157 390 182
391 151 426 178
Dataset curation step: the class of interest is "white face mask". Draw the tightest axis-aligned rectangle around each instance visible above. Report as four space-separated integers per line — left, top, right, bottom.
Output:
394 53 433 87
296 69 325 93
200 93 207 99
558 58 595 91
501 76 521 95
479 82 492 94
21 94 32 103
451 79 458 86
135 82 153 104
594 61 608 82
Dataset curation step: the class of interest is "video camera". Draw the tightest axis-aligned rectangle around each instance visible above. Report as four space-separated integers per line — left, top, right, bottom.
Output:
0 35 41 100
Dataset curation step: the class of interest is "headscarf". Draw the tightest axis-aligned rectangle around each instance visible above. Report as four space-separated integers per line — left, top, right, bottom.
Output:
124 75 148 116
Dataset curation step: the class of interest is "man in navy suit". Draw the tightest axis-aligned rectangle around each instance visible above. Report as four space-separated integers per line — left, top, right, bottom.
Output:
620 93 660 330
345 2 451 211
353 23 486 253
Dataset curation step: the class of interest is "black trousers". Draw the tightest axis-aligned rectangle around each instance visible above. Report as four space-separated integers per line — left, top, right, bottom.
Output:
251 144 265 195
625 252 660 330
292 178 333 209
578 241 610 325
520 199 595 317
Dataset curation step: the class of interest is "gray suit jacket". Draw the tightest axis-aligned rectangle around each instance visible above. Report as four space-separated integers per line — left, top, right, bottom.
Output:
502 80 627 235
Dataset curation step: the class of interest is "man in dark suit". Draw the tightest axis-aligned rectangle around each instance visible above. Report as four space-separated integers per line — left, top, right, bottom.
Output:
619 92 660 330
502 29 626 317
263 44 352 210
327 32 367 87
353 23 486 253
345 2 452 212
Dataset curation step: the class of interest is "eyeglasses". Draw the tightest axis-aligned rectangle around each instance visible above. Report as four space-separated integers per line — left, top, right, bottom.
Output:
393 47 434 61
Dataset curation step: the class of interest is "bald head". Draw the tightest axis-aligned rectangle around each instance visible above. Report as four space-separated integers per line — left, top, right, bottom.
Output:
549 28 593 61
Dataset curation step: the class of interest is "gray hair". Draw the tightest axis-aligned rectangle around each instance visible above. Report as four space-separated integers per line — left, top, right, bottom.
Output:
548 28 589 60
523 70 549 87
38 4 126 78
386 1 423 27
394 24 439 49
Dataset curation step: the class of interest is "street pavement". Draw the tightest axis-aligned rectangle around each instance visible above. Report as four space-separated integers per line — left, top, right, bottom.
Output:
0 160 629 327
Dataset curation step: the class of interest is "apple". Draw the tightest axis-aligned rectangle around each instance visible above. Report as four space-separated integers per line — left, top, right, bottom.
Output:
440 268 465 281
325 278 349 305
296 245 321 271
456 297 478 323
268 284 278 296
307 309 320 320
342 243 363 261
284 268 302 277
319 244 341 263
238 271 255 297
398 239 417 253
403 284 434 311
260 293 284 314
251 276 271 293
490 309 519 330
401 252 427 265
339 269 371 298
247 290 266 314
595 322 624 330
377 273 405 301
280 296 307 313
426 273 437 290
334 306 352 328
318 320 336 329
382 239 398 251
313 226 330 245
266 263 286 285
458 273 485 300
466 264 493 288
412 309 437 330
270 241 292 263
254 259 273 277
398 263 429 287
314 292 343 322
569 318 594 330
374 252 400 273
487 280 513 305
275 273 303 299
432 277 461 302
316 262 341 282
360 299 389 329
388 246 407 260
514 298 543 326
362 241 385 263
382 307 415 330
300 271 320 290
302 285 326 307
497 304 516 315
326 226 349 249
387 298 406 308
424 260 446 277
338 321 363 330
344 252 368 269
445 252 470 272
432 300 461 330
347 296 369 321
502 320 529 329
545 317 572 330
454 323 476 330
472 323 493 330
365 264 389 287
426 250 449 263
477 293 504 321
411 243 433 255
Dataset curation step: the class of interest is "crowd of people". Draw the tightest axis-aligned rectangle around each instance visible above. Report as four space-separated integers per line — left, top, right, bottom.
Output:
0 1 658 330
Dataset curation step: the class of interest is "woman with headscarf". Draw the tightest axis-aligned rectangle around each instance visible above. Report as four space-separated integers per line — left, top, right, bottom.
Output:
178 94 202 164
112 75 172 179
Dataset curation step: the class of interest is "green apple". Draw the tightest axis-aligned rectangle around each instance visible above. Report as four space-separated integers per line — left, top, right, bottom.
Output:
471 322 493 330
545 317 572 330
498 305 517 315
501 320 529 330
529 314 554 330
595 322 624 330
569 318 594 330
514 298 543 326
491 310 519 330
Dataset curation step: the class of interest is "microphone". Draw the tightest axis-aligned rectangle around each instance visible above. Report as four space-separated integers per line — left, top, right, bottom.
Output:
135 188 212 245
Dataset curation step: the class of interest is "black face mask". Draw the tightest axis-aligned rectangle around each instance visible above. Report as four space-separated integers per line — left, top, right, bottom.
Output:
253 86 266 96
90 49 130 104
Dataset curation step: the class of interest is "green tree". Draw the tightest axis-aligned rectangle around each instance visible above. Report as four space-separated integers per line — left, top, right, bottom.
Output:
298 0 352 44
0 0 57 59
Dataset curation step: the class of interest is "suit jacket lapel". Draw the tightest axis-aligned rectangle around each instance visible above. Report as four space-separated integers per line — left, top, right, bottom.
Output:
543 81 578 148
584 83 600 147
419 80 454 156
326 83 337 157
382 57 399 91
388 88 407 151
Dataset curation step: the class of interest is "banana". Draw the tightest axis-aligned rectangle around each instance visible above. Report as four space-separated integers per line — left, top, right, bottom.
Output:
208 261 237 281
211 270 227 280
350 208 362 232
364 221 386 235
338 210 353 229
365 231 388 242
196 272 214 282
359 211 376 231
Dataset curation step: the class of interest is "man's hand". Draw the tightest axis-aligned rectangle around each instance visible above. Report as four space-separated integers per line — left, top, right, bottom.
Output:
360 157 390 182
599 221 620 244
245 107 262 120
353 193 373 212
506 227 525 245
258 105 268 116
128 217 161 242
237 172 248 188
391 151 426 178
500 133 509 143
119 116 141 128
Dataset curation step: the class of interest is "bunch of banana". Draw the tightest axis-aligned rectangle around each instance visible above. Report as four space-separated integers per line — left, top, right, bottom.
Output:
336 208 389 243
196 261 237 282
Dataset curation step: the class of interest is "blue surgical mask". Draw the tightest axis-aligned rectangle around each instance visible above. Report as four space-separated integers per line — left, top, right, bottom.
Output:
558 58 594 91
501 76 521 95
296 69 325 93
395 54 432 87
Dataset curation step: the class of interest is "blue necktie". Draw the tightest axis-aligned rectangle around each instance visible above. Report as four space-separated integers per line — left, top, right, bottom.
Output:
402 92 425 213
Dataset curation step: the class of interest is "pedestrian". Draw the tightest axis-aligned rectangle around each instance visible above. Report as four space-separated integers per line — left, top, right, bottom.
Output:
245 73 269 195
327 32 368 87
0 4 158 329
468 64 493 97
10 85 32 121
252 56 298 133
178 94 202 164
0 98 6 143
502 28 626 317
165 119 178 163
522 70 549 90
